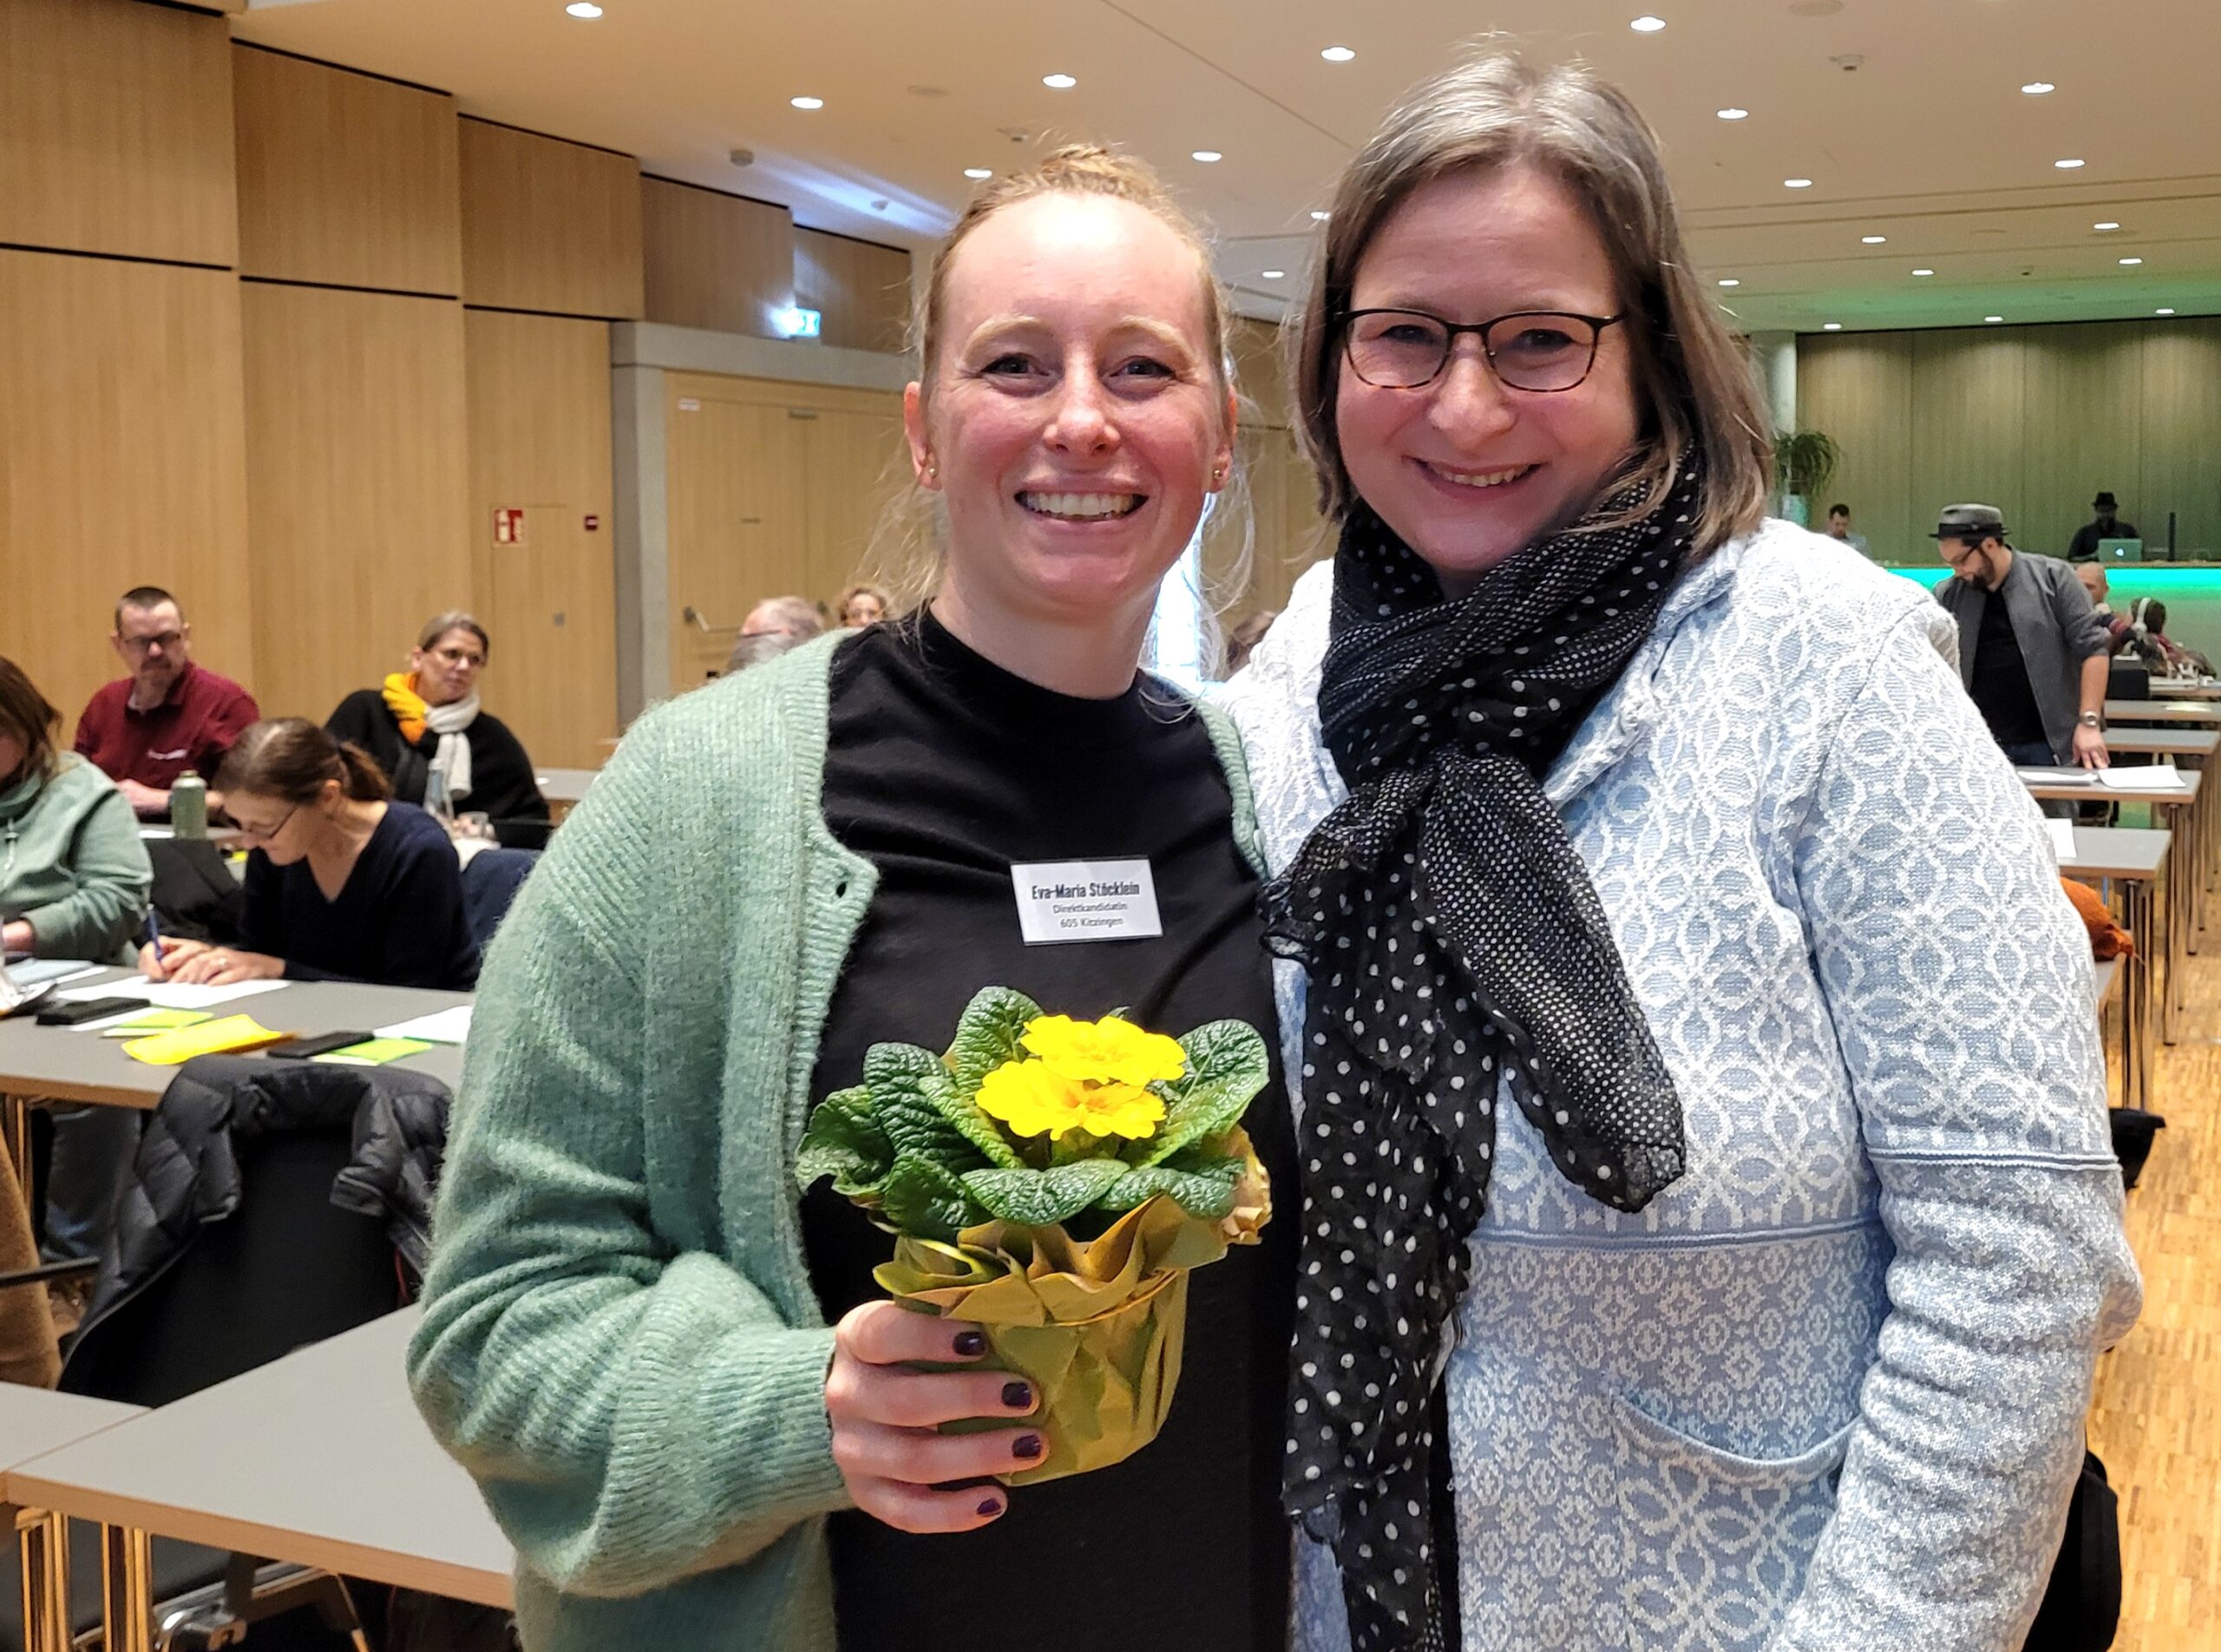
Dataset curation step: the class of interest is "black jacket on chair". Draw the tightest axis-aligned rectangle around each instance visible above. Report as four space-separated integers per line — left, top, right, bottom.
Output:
61 1055 452 1406
326 691 550 849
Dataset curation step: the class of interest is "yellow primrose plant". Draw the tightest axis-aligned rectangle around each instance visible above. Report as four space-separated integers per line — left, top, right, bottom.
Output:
796 987 1274 1481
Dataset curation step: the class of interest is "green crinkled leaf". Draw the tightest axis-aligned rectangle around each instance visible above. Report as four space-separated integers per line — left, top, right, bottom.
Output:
881 1153 983 1245
794 1085 893 1199
864 1042 993 1172
945 987 1044 1096
1137 1019 1271 1168
961 1158 1128 1227
1094 1158 1243 1220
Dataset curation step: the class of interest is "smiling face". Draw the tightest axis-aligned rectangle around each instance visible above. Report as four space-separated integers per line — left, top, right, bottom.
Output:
1333 164 1641 592
905 191 1233 636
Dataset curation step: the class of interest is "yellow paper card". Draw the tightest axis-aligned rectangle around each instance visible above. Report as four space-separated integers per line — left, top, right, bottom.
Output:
100 1008 213 1039
124 1014 291 1065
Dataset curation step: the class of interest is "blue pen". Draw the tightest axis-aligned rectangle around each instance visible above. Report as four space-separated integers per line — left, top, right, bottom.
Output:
141 908 164 976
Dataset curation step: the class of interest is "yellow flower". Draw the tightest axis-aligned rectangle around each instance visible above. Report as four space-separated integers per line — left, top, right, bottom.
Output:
977 1057 1166 1141
1021 1013 1187 1089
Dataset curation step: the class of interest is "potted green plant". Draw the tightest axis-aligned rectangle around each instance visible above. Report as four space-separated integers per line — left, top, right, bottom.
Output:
1773 429 1841 528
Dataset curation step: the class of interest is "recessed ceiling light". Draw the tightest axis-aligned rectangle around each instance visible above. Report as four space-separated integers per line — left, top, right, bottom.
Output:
2157 307 2177 316
2022 81 2055 95
789 95 823 110
2119 256 2144 266
1320 45 1356 62
2055 158 2086 169
1042 73 1077 89
564 2 601 16
964 167 993 180
1191 149 1222 163
1717 107 1749 121
1262 269 1286 279
1861 234 1886 244
1630 15 1667 31
1310 210 1331 222
2094 221 2122 232
1785 177 1814 189
1986 315 2005 323
1912 268 1936 277
1718 278 1740 287
1823 322 1843 331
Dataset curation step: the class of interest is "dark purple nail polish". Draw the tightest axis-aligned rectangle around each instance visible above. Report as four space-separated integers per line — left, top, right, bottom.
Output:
952 1330 987 1358
976 1497 1003 1518
1001 1380 1032 1410
1012 1433 1043 1460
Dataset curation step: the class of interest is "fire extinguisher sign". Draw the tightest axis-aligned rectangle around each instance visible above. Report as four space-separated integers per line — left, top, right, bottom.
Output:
494 507 526 546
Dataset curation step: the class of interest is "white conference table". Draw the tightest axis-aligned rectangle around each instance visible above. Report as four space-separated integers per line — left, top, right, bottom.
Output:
2 1386 147 1652
2148 679 2221 702
2106 698 2221 728
0 971 469 1210
5 1308 514 1652
534 768 599 821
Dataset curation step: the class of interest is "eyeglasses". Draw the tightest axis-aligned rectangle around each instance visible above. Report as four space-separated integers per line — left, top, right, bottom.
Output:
1341 308 1626 392
426 646 484 669
234 803 298 842
119 632 185 656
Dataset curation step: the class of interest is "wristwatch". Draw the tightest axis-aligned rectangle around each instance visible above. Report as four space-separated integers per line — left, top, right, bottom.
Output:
2079 711 2103 728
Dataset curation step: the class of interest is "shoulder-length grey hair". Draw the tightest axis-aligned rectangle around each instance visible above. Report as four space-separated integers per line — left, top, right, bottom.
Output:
1290 49 1772 554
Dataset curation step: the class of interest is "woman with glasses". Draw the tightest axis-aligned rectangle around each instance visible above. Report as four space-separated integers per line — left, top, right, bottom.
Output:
1223 52 2139 1652
327 612 550 849
140 718 476 990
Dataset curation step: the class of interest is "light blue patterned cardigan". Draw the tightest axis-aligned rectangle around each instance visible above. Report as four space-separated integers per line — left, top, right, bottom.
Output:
1219 521 2142 1652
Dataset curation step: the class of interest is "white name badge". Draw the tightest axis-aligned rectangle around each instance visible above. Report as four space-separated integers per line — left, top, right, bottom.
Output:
1011 859 1163 946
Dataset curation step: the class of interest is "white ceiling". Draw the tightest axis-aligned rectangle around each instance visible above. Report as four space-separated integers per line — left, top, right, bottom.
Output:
233 0 2221 334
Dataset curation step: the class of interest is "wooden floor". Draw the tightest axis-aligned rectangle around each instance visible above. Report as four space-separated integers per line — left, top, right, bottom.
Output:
2089 941 2221 1649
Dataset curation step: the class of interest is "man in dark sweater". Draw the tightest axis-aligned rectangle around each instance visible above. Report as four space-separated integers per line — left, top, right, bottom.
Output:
1931 505 2113 781
2067 491 2139 563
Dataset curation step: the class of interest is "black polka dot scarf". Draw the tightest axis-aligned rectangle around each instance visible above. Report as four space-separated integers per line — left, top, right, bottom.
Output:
1261 460 1698 1651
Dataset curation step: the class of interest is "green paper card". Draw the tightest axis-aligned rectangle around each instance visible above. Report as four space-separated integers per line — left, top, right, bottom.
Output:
311 1037 434 1066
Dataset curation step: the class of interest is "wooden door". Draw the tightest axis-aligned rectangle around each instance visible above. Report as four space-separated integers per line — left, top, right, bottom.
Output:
802 407 907 601
665 390 809 691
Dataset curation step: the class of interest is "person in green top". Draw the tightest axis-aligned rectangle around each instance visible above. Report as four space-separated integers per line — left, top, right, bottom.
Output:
0 654 152 1282
409 147 1300 1652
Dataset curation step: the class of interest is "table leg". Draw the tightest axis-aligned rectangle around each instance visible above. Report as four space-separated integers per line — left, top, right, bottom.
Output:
13 1507 69 1652
2119 880 2153 1109
100 1523 153 1652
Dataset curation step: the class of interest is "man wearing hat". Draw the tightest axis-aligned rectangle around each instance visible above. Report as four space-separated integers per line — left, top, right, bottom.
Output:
1933 504 2113 772
2068 491 2139 563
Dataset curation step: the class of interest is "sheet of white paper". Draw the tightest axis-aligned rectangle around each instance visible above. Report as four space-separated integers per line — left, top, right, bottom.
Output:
2046 819 2078 862
6 960 102 987
376 1005 474 1045
59 979 289 1010
2099 766 2188 791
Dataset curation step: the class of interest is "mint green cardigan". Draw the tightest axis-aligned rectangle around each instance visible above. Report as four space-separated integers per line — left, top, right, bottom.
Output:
407 634 1265 1652
0 753 151 963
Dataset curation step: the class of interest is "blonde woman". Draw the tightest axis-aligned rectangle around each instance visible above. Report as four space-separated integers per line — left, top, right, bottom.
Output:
1225 52 2140 1652
411 148 1298 1652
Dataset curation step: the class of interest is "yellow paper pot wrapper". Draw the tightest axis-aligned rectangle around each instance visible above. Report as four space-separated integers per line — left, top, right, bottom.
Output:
873 1137 1269 1486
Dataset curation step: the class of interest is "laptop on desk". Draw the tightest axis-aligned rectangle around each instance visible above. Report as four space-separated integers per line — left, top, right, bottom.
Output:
2100 537 2146 563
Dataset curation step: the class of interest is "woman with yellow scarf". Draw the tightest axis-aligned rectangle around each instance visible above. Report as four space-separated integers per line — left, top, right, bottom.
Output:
326 613 550 849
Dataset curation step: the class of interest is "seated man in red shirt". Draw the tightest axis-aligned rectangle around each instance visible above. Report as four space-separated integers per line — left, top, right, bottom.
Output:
74 586 260 816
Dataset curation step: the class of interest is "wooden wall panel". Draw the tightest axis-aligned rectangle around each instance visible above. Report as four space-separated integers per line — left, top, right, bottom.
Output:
459 120 643 319
2020 322 2144 561
2138 318 2221 559
242 285 470 722
1907 329 2028 562
0 251 252 731
1228 315 1296 433
233 46 462 295
1796 331 1916 560
0 0 237 265
1801 317 2221 563
464 311 619 768
641 179 793 337
801 408 907 600
794 228 911 354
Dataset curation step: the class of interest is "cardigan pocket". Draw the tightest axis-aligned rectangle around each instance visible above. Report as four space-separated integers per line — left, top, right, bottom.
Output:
1610 1395 1856 1652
